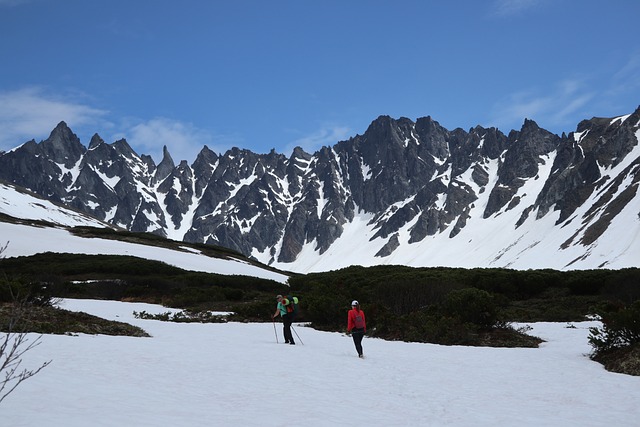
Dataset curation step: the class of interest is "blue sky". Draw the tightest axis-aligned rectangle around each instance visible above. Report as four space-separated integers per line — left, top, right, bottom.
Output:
1 0 639 164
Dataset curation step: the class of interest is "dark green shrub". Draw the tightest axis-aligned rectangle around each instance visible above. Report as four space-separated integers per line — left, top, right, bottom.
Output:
374 274 461 316
133 310 228 323
0 279 18 303
401 311 475 345
304 293 344 330
169 287 226 308
441 287 499 330
223 288 244 301
230 299 275 321
0 280 58 307
589 301 640 355
601 269 640 304
567 275 602 295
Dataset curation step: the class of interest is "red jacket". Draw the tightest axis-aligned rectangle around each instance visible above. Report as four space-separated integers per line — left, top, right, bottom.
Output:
347 308 366 332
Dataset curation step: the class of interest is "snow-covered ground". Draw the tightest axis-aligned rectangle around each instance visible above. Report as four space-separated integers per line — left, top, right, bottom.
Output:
0 183 110 228
0 222 289 284
0 182 289 284
1 168 639 426
2 298 639 427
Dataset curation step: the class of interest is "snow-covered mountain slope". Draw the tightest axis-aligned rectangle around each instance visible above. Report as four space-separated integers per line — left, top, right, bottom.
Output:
1 108 639 273
273 136 640 272
0 181 114 227
0 182 289 283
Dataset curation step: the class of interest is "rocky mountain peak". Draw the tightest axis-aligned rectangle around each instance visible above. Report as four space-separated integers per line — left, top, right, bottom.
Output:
290 146 312 164
88 133 105 150
41 120 85 167
193 145 218 168
51 120 71 136
111 138 137 158
0 108 637 272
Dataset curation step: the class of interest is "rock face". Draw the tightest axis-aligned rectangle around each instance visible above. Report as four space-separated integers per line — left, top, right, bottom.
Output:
1 107 639 272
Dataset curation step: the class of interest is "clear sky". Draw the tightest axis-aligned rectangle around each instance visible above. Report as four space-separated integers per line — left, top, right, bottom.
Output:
1 0 639 164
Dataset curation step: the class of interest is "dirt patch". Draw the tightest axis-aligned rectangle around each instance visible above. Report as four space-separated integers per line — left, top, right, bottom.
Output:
0 303 150 337
592 343 640 376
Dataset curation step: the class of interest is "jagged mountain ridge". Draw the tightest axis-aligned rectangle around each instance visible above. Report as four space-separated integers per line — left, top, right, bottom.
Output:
1 108 639 272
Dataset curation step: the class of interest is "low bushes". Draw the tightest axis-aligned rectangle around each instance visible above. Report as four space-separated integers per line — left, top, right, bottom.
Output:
133 310 228 323
368 287 537 347
0 253 285 312
589 301 640 353
589 301 640 375
4 251 640 351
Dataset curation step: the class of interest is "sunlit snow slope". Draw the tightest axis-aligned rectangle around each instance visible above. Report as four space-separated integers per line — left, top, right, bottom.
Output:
0 182 289 283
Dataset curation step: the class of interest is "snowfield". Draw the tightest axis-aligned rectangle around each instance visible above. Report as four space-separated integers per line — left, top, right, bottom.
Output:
2 299 639 427
0 222 289 284
0 182 289 284
1 163 639 426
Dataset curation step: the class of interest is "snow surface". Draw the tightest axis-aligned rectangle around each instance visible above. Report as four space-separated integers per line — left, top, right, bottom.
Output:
0 182 289 284
0 222 288 284
2 178 639 425
2 298 639 426
0 183 108 228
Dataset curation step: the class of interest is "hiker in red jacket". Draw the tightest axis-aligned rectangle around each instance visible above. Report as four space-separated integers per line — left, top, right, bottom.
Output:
347 300 366 358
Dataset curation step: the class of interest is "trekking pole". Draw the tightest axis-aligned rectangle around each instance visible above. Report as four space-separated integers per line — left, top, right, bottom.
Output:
272 318 278 343
291 325 304 345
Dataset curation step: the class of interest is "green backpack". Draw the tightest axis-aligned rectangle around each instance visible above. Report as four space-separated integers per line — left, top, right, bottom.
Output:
286 295 299 314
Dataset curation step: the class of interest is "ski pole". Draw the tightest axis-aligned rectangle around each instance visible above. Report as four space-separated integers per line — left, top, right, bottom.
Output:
272 318 278 343
291 325 304 345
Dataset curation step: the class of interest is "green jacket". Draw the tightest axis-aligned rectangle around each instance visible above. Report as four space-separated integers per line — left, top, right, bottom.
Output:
277 300 288 316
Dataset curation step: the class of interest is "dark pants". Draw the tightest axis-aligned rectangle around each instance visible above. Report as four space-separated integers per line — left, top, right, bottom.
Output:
282 313 295 344
351 328 364 356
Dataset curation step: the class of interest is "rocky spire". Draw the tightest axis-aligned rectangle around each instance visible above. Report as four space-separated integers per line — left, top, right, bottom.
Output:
154 145 175 184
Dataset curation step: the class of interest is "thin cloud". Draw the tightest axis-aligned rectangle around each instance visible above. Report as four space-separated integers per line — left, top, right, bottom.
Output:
611 50 640 94
0 0 32 6
0 87 108 150
0 87 240 163
490 0 543 17
99 18 154 41
490 49 640 134
488 79 595 133
114 118 222 165
283 124 352 156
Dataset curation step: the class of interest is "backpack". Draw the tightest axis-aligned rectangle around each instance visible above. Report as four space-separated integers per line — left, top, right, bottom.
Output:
354 312 365 329
286 295 299 314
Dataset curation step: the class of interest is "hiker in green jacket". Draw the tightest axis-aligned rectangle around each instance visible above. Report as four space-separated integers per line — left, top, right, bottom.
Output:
272 294 295 345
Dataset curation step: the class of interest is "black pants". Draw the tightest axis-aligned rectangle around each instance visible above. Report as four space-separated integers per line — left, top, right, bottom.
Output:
351 328 364 356
282 313 295 344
